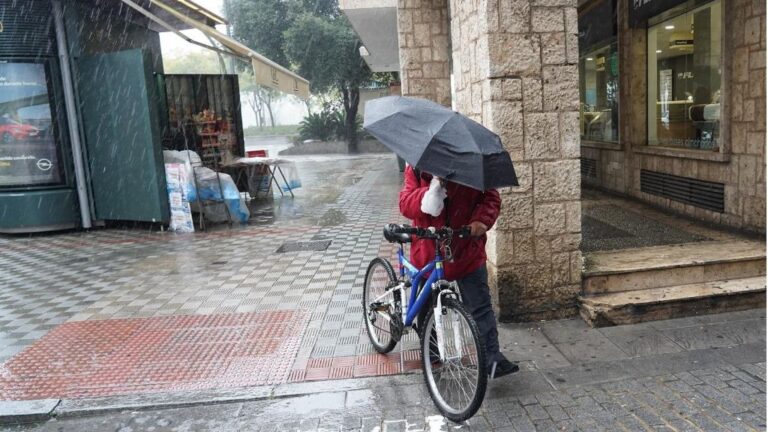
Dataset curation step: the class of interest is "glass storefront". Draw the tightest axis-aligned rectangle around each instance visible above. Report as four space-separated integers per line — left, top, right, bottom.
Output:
647 0 722 150
579 41 619 143
0 60 63 187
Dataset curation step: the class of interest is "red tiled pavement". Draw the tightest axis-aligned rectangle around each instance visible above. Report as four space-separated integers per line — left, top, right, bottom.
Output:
0 310 427 401
0 311 309 400
298 349 422 382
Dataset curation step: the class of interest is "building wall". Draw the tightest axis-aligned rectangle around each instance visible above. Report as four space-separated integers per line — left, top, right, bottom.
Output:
396 0 452 107
63 1 164 74
583 0 766 234
450 0 582 322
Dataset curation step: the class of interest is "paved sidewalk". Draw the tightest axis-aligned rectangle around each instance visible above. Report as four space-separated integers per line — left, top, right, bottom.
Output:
0 154 411 401
0 152 765 431
7 310 767 431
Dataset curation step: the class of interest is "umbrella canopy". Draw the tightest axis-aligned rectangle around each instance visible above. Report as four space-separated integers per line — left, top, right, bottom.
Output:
363 96 518 191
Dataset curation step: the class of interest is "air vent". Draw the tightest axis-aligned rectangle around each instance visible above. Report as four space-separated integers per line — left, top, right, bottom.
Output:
640 170 724 213
581 158 598 178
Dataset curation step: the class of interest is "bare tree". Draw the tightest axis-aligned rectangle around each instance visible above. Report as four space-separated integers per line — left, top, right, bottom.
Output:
245 89 265 129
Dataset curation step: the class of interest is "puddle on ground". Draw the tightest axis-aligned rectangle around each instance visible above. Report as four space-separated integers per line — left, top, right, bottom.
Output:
317 208 347 226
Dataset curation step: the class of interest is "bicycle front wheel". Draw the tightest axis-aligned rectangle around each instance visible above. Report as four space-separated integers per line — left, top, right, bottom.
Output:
420 297 487 422
362 257 398 353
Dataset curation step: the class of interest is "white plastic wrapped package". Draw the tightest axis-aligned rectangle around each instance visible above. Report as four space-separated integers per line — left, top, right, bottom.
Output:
163 150 199 201
164 163 195 233
163 150 249 223
194 167 250 223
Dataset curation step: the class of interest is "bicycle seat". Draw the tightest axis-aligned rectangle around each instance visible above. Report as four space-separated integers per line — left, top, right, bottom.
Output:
383 224 412 243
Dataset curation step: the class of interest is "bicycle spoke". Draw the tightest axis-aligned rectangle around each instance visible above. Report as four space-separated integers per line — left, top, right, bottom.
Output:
422 298 487 420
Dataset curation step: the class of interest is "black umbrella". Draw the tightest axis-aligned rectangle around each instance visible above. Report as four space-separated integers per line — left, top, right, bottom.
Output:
363 96 518 191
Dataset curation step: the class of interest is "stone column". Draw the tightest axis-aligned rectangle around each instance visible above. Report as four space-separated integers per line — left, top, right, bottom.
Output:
451 0 582 321
397 0 452 106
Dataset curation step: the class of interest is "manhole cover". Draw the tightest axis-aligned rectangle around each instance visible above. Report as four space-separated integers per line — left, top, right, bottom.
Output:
276 240 331 253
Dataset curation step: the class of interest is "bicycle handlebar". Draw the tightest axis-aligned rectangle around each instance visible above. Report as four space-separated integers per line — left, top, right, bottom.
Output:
389 224 471 239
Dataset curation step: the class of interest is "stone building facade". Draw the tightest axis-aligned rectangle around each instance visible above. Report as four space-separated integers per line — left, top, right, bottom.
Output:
448 0 583 321
582 0 766 234
395 0 583 321
343 0 766 322
396 0 452 107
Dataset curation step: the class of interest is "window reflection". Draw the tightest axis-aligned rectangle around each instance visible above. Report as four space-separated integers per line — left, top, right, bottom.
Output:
580 42 619 143
647 1 722 150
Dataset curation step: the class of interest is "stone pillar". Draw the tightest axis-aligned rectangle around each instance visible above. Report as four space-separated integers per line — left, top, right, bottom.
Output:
451 0 582 321
617 0 646 196
397 0 452 106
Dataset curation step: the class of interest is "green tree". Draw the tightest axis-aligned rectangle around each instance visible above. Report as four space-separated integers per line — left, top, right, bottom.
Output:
228 0 375 152
284 13 372 152
228 0 291 67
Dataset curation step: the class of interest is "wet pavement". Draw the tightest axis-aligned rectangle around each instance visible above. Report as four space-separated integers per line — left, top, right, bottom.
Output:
0 151 408 396
5 309 767 431
0 142 765 430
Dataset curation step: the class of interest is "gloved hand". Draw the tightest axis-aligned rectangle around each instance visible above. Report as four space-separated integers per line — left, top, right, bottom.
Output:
420 177 446 217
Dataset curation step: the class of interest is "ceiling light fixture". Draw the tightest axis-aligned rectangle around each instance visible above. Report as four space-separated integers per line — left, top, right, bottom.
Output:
665 25 675 30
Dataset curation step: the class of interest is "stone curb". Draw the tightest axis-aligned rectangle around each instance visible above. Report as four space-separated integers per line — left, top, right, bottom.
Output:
0 372 424 424
0 399 60 426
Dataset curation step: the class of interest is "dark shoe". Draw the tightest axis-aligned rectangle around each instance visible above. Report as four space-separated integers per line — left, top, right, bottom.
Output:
488 358 519 379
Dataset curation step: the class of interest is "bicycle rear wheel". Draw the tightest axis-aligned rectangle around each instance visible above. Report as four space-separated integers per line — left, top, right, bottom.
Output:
420 297 487 422
362 257 399 353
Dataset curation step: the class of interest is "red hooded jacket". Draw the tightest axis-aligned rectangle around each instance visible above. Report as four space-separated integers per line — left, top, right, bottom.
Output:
399 165 501 281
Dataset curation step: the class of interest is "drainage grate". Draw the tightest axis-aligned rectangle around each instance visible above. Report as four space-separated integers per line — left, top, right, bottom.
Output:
276 240 332 253
640 169 725 213
581 157 598 178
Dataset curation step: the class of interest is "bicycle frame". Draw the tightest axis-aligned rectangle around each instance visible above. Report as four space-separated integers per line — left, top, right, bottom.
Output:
396 245 444 327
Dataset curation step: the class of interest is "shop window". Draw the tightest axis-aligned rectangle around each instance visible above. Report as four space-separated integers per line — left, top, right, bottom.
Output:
0 60 63 188
579 41 619 143
647 0 722 150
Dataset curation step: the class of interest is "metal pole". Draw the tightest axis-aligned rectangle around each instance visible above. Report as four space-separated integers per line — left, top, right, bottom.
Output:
223 0 236 73
52 0 92 229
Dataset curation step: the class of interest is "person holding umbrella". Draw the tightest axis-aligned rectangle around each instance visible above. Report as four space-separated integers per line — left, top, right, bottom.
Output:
399 167 519 379
364 96 521 379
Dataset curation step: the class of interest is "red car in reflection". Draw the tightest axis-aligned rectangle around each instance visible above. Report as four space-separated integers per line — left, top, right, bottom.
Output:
0 117 40 143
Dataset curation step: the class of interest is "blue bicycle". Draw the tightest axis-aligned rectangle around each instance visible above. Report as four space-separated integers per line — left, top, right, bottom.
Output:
363 224 487 421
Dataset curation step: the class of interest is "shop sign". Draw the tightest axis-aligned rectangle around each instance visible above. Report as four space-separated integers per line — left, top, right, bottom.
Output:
629 0 687 27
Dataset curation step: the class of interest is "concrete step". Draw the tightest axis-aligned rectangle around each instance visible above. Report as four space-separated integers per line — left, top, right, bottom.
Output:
580 276 766 327
583 241 766 294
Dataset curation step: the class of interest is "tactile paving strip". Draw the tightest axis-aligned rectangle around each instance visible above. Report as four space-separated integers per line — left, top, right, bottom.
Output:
0 310 309 400
289 349 423 382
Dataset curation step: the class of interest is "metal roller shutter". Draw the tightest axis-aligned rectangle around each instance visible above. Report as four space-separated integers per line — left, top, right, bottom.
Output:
0 0 54 57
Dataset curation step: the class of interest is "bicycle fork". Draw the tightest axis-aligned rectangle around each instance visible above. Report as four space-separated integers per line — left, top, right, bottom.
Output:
432 282 463 362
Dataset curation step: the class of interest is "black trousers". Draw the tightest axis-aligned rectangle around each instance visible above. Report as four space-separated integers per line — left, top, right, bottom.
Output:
420 265 504 366
457 265 503 366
